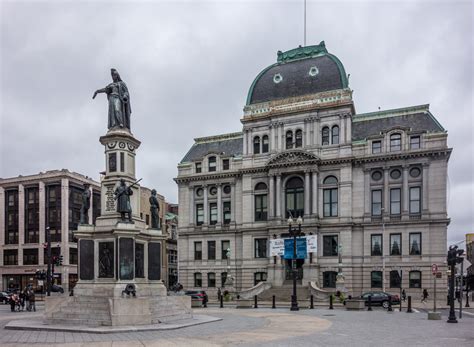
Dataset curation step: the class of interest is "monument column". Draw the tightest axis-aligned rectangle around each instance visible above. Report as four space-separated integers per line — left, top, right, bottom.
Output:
38 182 46 264
18 184 25 266
275 174 282 219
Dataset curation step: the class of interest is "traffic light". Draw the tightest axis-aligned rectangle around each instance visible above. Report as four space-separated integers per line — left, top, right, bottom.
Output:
447 245 464 266
58 255 63 266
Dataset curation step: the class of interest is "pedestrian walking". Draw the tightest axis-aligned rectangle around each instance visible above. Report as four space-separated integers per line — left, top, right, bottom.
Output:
217 288 222 301
421 288 429 303
402 289 406 302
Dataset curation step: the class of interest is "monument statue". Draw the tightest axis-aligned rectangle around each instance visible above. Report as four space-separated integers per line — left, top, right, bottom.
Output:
93 68 132 130
114 179 133 222
149 189 160 229
79 183 91 225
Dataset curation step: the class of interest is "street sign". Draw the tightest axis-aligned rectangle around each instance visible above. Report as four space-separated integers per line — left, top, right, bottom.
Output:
431 263 438 275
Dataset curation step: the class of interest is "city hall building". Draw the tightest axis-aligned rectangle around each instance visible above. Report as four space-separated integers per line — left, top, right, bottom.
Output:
175 42 451 298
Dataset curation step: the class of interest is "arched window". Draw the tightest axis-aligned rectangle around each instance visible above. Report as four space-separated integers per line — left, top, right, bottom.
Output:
390 133 401 151
255 182 268 221
262 135 269 153
331 125 339 144
409 271 421 288
285 177 304 218
323 176 338 217
208 156 216 172
253 136 261 154
295 129 303 148
286 130 293 149
322 127 330 145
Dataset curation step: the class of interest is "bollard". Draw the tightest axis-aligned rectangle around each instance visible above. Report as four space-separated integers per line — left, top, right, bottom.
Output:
387 295 393 312
272 295 276 309
254 295 258 309
310 295 314 309
466 292 470 308
329 295 334 310
368 295 373 311
220 295 223 308
407 295 413 313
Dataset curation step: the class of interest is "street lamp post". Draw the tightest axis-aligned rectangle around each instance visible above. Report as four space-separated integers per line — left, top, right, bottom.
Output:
288 216 303 311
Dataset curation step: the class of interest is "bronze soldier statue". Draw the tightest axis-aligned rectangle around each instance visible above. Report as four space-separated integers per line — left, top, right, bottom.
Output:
80 183 91 225
114 179 133 222
149 189 160 229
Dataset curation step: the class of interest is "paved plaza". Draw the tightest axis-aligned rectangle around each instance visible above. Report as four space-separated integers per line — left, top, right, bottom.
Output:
0 302 473 346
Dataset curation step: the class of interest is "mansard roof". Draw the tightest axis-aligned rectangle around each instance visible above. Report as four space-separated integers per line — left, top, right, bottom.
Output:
180 132 243 163
352 104 445 141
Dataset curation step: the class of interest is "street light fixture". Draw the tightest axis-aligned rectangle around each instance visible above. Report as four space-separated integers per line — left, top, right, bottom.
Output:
288 216 303 311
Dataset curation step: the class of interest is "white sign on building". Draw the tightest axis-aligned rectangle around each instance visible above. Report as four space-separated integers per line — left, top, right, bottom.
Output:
269 239 285 256
306 235 317 254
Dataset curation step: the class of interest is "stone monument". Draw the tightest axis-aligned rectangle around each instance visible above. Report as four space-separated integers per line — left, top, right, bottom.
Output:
44 69 191 326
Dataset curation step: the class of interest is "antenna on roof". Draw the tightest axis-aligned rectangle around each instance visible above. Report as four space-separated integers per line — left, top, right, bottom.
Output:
303 0 307 47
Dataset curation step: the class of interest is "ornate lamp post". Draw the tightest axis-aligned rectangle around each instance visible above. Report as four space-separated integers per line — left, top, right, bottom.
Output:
288 216 303 311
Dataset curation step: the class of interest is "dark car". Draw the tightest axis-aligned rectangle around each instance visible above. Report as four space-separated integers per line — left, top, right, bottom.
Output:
0 291 11 304
184 290 207 302
360 291 400 308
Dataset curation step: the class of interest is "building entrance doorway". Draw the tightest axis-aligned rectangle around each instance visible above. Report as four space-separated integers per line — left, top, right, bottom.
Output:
285 259 304 282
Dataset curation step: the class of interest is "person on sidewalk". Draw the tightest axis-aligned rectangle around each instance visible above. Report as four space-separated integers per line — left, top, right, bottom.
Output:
422 288 429 303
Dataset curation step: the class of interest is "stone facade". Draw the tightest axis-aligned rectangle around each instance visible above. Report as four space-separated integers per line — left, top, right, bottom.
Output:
175 43 451 299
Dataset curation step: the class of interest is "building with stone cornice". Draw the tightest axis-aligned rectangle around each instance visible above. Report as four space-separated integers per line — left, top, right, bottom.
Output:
175 42 451 299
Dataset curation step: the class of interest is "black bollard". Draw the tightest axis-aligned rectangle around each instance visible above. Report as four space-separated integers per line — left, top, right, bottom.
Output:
407 295 413 313
387 295 393 312
220 294 223 308
466 292 470 308
329 295 334 310
254 295 258 309
368 295 373 311
310 295 314 309
272 295 276 309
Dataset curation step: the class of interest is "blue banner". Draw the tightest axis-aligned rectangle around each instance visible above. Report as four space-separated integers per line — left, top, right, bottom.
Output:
284 238 307 259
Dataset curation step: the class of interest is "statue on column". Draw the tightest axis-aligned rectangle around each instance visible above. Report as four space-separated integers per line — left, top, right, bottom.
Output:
80 183 91 225
114 179 133 222
149 189 160 229
92 68 132 131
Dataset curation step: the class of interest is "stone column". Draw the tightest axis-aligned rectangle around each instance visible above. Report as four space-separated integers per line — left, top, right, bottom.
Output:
61 178 69 260
278 123 282 150
312 171 318 216
189 187 194 224
304 171 310 216
314 117 320 146
38 182 46 264
345 114 352 143
217 184 222 224
18 184 25 248
243 130 248 155
402 165 409 215
275 174 282 219
422 163 429 213
304 119 309 147
268 174 274 218
203 185 208 225
340 117 345 145
364 169 371 216
270 124 275 152
0 187 4 249
230 183 235 222
247 129 252 154
383 167 389 217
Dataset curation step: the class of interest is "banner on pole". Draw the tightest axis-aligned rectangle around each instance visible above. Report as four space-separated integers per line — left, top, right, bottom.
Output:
269 239 285 257
283 238 307 259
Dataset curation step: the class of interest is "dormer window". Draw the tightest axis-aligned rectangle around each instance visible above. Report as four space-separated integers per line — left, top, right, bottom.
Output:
410 136 420 149
390 133 401 152
208 156 216 172
372 141 382 154
195 162 202 173
222 159 230 170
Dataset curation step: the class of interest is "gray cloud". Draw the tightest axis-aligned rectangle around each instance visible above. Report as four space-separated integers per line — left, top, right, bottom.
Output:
1 0 472 246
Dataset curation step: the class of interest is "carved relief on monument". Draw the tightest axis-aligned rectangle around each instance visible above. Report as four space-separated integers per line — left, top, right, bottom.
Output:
105 184 116 212
98 242 114 278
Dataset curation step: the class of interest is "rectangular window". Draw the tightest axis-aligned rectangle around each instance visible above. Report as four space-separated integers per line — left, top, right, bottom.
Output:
323 235 338 256
207 241 216 260
4 249 18 265
409 187 421 214
209 203 218 225
208 273 216 287
409 271 422 288
194 241 202 260
390 270 401 288
223 201 231 224
371 234 383 256
195 162 202 173
372 141 382 154
390 134 401 152
254 238 267 258
69 247 78 265
23 248 38 265
222 159 230 170
196 204 204 225
410 136 420 149
409 233 422 255
323 271 337 288
390 188 401 215
221 240 230 259
109 153 117 172
208 156 216 172
323 188 338 217
390 234 401 256
254 195 267 221
371 271 383 288
194 273 202 287
254 272 267 285
371 190 382 216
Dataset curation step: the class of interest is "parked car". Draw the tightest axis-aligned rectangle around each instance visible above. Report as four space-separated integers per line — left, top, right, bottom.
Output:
184 290 207 302
0 291 11 304
51 284 64 293
359 291 400 308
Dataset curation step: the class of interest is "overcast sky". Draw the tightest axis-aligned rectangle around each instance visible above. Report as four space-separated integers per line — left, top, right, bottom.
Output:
1 0 472 246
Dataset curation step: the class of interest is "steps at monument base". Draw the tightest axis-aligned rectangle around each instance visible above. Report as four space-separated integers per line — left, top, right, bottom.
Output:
48 318 112 326
257 285 310 301
52 312 111 320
